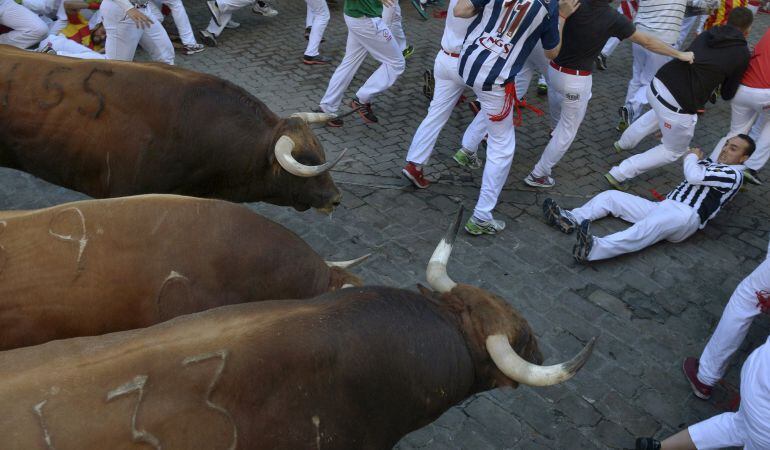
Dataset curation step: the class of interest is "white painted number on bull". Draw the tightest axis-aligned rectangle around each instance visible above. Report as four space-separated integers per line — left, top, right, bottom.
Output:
106 375 162 450
48 207 88 273
182 350 237 450
33 399 56 450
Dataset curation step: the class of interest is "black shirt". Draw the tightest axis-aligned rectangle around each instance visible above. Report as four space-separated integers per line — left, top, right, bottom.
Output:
656 25 750 114
553 0 636 72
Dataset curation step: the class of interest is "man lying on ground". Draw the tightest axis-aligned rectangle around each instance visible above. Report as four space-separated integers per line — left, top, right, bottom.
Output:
543 135 754 262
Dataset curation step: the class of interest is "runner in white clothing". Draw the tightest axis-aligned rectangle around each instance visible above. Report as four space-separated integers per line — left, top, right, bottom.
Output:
401 0 487 189
616 0 717 131
100 0 174 64
302 0 331 64
635 335 770 450
0 0 48 49
454 0 580 236
317 0 405 127
200 0 277 47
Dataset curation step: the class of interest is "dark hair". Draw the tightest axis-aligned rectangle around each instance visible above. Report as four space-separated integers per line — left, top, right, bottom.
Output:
727 7 754 31
735 134 756 156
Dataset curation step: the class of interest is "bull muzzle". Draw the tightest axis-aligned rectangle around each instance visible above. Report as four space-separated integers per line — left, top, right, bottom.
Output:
426 207 596 387
274 136 346 178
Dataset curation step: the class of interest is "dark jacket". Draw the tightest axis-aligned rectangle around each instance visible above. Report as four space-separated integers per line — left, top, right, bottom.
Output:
656 25 750 114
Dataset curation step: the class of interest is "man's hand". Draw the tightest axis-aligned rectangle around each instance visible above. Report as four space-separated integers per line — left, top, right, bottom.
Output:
677 51 695 64
380 0 395 7
558 0 580 19
127 8 153 29
688 147 704 159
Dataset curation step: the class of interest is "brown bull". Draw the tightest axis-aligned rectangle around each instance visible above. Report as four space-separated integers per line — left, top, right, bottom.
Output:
0 45 343 212
0 209 594 449
0 194 363 350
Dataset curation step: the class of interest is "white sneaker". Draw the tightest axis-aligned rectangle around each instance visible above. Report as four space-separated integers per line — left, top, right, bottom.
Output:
226 20 240 29
252 1 278 16
464 216 506 236
182 43 205 55
524 172 555 188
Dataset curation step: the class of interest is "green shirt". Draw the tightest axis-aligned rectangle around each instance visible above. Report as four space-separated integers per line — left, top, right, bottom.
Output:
344 0 382 18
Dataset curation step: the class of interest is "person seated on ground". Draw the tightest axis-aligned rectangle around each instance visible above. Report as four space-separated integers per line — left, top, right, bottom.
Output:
634 334 770 450
0 0 49 49
36 0 106 58
542 135 754 263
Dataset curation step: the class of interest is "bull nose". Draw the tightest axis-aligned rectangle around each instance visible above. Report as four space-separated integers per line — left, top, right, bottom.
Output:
332 193 342 207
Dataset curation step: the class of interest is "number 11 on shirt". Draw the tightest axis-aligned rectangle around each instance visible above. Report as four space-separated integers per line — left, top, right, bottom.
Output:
497 0 532 37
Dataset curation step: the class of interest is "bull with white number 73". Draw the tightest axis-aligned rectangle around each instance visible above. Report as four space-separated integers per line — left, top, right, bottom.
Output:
0 208 595 449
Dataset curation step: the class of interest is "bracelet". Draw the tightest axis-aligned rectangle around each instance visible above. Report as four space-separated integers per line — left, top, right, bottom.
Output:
559 14 567 20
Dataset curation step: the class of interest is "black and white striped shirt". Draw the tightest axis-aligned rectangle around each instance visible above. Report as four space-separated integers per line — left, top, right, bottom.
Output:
459 0 559 91
667 155 743 228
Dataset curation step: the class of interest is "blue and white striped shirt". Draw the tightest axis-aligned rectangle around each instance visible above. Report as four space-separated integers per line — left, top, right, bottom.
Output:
459 0 559 91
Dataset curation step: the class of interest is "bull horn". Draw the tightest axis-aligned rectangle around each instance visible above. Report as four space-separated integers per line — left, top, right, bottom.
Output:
341 284 355 289
326 253 371 269
274 136 346 178
426 206 463 293
290 112 338 124
486 335 596 387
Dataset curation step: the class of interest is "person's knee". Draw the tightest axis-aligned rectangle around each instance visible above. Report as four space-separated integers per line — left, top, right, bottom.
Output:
318 6 330 21
660 147 683 163
30 21 49 43
392 56 405 75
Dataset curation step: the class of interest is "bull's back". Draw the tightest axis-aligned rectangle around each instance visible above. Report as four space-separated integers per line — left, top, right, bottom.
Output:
0 47 238 197
0 290 474 449
0 194 332 350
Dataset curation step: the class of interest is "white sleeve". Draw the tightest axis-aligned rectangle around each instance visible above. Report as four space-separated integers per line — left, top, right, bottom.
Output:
111 0 134 13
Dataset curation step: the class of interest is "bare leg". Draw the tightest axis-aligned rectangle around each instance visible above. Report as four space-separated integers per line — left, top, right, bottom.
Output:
660 429 696 450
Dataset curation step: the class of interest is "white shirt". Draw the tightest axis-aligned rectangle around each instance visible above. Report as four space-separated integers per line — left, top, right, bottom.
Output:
441 0 474 54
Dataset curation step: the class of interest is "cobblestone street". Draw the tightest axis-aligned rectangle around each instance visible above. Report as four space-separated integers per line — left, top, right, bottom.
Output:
3 2 770 448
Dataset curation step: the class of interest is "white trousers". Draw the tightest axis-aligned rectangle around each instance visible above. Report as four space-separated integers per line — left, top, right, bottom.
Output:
471 87 516 222
611 79 697 182
531 67 592 178
690 335 770 450
382 3 406 52
462 112 488 152
698 257 770 386
514 41 548 100
38 34 106 58
709 85 770 172
624 43 671 121
150 0 197 46
570 193 700 261
319 15 404 112
677 14 706 49
102 0 174 64
0 0 48 49
406 51 486 165
205 0 253 36
304 0 329 56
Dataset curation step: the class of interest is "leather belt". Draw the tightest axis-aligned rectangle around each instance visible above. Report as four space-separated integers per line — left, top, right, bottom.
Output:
549 61 591 76
650 81 686 114
442 48 460 58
